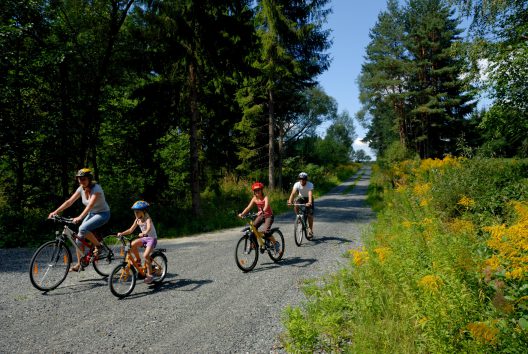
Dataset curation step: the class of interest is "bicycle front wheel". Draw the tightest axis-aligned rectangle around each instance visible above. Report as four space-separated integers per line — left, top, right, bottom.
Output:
235 235 258 272
294 217 306 247
267 229 284 262
93 235 126 276
108 263 136 298
151 251 168 284
29 240 71 291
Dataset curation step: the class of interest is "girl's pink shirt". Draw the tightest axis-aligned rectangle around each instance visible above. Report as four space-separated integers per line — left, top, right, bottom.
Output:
255 197 273 217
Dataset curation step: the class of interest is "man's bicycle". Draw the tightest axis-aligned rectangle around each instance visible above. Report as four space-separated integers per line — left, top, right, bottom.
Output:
293 203 313 246
29 215 125 291
108 235 168 298
235 213 284 272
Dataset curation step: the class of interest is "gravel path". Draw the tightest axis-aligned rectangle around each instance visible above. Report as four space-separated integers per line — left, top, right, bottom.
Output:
0 167 374 353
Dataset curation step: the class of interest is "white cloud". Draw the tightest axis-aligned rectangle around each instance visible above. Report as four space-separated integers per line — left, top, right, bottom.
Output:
353 138 376 159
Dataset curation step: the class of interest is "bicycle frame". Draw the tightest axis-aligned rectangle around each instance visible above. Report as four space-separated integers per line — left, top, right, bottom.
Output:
293 203 309 228
60 226 92 253
246 219 266 248
119 236 166 277
51 216 103 267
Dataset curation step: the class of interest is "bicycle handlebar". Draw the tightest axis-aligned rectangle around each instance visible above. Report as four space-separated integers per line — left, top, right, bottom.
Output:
48 215 76 225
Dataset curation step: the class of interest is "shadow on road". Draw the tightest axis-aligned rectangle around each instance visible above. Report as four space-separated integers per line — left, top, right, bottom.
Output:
120 275 214 300
249 256 317 273
300 234 355 246
37 278 108 296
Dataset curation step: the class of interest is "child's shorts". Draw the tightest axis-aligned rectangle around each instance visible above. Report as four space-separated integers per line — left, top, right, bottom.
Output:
141 237 157 249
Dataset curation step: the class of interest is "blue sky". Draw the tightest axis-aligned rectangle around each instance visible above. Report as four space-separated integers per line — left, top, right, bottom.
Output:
317 0 389 158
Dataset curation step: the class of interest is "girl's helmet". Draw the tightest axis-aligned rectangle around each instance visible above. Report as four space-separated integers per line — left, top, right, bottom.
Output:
131 200 149 211
76 168 93 180
298 172 308 180
251 182 264 191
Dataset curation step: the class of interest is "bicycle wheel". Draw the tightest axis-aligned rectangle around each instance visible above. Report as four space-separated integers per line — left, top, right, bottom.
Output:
93 235 126 277
108 263 136 298
235 235 258 272
267 229 284 262
29 240 71 291
305 216 313 241
294 217 306 247
150 251 168 284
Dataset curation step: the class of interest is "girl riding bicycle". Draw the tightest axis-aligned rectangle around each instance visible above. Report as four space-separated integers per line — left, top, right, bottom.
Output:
117 201 158 284
238 182 274 242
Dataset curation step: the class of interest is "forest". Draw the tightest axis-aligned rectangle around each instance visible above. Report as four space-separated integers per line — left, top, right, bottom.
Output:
1 0 526 247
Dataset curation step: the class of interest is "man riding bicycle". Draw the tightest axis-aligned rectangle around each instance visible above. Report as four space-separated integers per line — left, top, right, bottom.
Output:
287 172 314 237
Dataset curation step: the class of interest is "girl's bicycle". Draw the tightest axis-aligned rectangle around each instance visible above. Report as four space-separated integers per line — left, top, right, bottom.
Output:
293 203 313 246
235 213 285 272
29 215 126 291
108 236 168 298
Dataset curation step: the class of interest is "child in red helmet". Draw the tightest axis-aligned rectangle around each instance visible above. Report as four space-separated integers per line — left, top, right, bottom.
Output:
238 182 274 238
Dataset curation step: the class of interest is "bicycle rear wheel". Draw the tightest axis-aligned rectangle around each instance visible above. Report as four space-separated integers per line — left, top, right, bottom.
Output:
267 229 284 262
108 263 136 298
305 216 313 241
294 217 306 246
93 235 126 276
29 240 71 291
150 251 168 284
235 235 258 272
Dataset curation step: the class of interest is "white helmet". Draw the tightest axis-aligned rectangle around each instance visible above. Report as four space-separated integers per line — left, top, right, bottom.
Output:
298 172 308 180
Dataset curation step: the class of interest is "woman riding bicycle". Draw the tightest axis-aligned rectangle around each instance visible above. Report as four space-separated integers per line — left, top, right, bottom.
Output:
48 168 111 272
287 172 314 237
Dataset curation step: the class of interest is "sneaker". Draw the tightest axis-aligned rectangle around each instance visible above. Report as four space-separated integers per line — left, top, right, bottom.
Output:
144 275 153 284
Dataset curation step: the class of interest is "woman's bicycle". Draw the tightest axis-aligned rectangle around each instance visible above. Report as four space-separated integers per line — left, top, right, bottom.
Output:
235 213 285 272
108 236 168 298
29 215 125 291
293 203 313 246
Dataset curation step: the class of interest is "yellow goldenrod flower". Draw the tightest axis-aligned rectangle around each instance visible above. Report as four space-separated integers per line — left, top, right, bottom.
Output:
458 196 476 209
350 248 369 266
413 182 432 196
448 219 475 234
374 247 391 263
466 321 499 345
402 220 414 228
483 202 528 282
418 274 444 293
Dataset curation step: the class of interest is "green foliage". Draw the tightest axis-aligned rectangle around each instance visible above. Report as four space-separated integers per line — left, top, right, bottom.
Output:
282 158 528 352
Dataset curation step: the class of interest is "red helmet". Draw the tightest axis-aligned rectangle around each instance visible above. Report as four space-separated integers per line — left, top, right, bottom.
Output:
251 182 264 191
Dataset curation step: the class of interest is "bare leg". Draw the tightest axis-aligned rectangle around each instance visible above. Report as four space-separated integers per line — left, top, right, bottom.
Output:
85 231 101 247
131 239 142 264
143 245 154 277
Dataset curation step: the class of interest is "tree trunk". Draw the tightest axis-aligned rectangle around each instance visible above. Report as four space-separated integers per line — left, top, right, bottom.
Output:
277 124 284 190
189 62 202 216
268 89 275 190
